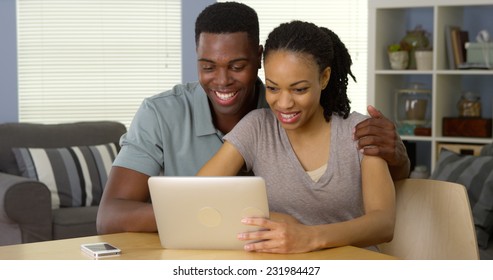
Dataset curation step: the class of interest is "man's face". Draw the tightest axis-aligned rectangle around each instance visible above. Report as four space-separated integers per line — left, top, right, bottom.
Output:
196 32 261 117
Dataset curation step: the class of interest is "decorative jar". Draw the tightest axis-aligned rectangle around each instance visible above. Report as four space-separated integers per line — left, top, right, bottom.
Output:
457 91 481 118
395 83 432 135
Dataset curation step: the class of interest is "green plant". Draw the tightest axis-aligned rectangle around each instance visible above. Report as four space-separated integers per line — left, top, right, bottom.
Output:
388 42 411 52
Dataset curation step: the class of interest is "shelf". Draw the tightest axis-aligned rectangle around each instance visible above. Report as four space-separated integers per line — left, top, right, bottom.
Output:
435 70 493 75
375 70 433 75
377 70 493 75
435 137 493 144
369 0 493 172
401 135 432 142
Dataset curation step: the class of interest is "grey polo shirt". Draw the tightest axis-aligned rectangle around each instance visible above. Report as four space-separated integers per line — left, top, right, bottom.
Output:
113 80 267 176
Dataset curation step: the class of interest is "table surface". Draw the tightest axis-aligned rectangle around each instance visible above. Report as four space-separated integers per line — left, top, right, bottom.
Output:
0 232 397 260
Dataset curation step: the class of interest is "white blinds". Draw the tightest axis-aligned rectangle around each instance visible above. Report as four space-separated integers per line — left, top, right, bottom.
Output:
223 0 368 114
17 0 181 127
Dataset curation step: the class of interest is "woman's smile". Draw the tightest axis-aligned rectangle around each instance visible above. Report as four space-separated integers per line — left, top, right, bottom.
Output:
277 111 301 124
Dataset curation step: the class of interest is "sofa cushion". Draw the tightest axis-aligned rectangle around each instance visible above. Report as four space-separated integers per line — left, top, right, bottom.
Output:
480 238 493 260
0 121 126 176
430 148 493 249
13 143 117 209
52 206 99 240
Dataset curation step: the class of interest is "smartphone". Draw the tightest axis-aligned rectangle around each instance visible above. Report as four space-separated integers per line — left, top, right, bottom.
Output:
80 242 121 258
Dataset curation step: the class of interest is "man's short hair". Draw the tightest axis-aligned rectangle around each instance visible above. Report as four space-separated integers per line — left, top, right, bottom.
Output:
195 1 259 47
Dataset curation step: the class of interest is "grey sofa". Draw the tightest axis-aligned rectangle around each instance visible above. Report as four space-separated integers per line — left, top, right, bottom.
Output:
0 121 126 246
431 142 493 260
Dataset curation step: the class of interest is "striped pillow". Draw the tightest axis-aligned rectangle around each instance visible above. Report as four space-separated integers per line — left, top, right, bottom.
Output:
13 143 117 209
431 148 493 249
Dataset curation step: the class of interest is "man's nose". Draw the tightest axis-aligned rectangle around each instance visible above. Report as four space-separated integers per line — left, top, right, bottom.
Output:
215 68 232 86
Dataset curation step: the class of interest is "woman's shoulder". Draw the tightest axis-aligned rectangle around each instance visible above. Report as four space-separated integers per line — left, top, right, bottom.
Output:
348 111 369 124
333 111 369 127
245 108 272 117
242 108 274 122
232 109 276 134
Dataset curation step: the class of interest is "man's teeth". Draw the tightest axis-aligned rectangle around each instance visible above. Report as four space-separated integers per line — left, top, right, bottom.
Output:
215 91 236 100
281 112 297 119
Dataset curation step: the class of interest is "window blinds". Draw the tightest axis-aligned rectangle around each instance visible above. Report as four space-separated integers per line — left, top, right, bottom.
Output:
17 0 181 127
223 0 368 114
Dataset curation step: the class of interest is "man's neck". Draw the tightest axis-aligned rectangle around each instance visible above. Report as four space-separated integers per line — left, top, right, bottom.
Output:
214 113 244 135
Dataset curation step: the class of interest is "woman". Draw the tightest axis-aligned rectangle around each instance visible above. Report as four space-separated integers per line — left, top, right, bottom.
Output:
197 20 395 253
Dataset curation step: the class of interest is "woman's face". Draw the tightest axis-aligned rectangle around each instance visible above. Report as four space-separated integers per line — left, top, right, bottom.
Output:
264 50 330 130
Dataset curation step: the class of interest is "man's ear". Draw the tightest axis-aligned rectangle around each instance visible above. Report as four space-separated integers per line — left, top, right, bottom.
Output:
257 45 263 69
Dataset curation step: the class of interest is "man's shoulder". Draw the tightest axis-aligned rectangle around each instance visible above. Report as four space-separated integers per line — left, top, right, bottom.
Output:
141 82 205 113
147 82 202 102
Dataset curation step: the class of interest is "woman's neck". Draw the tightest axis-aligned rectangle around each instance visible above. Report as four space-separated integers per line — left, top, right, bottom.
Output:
285 110 332 171
285 108 329 142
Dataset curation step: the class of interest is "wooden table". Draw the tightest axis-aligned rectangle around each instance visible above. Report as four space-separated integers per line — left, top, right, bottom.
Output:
0 232 397 260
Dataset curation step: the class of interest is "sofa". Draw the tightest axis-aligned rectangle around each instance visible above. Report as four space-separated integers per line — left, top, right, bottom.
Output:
0 121 126 246
431 143 493 260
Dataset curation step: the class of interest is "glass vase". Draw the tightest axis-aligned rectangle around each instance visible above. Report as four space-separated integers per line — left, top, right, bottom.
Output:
395 83 432 135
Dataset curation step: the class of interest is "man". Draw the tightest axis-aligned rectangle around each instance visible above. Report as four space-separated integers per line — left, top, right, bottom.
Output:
97 2 409 234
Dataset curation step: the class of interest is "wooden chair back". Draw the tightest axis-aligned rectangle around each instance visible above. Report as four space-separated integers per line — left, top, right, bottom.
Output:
378 178 479 260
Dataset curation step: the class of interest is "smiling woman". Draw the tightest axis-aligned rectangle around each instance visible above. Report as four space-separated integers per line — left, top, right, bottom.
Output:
197 20 395 254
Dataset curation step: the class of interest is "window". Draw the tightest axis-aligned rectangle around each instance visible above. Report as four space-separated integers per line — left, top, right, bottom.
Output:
17 0 181 127
222 0 368 114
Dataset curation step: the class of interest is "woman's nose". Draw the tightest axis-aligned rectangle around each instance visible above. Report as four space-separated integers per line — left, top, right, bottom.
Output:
276 91 294 109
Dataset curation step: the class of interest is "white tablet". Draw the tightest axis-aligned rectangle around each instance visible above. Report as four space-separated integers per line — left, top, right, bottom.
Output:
148 176 269 250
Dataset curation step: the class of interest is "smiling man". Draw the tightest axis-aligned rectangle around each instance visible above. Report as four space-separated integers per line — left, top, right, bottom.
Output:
97 2 409 234
97 2 267 234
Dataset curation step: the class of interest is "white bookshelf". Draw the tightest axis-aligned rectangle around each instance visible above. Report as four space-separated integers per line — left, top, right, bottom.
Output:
368 0 493 171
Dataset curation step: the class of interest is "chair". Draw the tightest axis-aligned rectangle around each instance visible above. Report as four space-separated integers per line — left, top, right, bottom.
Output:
378 178 479 260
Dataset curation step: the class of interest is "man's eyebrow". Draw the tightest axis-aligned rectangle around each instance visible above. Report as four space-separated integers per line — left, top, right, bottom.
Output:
197 58 249 64
198 58 214 63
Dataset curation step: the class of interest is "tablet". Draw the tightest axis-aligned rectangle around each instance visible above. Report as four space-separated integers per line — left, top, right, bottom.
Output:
148 176 269 250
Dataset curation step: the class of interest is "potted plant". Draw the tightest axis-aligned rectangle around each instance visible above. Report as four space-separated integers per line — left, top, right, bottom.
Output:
401 25 431 69
414 47 433 70
387 42 410 70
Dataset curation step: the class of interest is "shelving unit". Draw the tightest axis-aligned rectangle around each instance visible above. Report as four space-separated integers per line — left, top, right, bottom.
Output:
368 0 493 172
